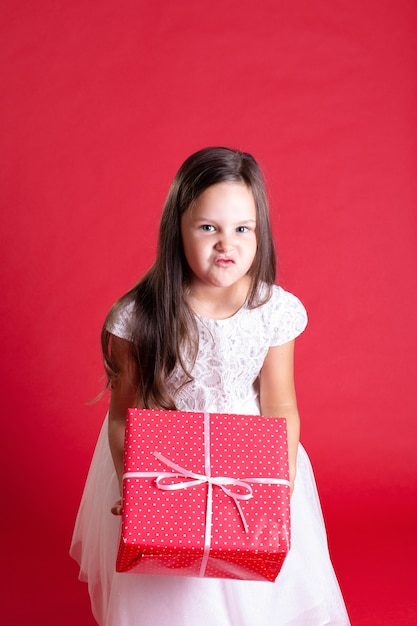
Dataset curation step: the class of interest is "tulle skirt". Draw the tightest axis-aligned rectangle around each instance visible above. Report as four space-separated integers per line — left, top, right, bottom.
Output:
70 415 350 625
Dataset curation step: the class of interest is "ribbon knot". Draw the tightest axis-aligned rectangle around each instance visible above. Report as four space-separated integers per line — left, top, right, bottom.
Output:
153 450 253 533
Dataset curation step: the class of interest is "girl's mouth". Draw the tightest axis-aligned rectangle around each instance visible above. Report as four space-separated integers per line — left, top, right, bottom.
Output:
215 257 235 267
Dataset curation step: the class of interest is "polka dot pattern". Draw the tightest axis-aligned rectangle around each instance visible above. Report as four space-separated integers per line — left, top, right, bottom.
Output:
116 409 291 581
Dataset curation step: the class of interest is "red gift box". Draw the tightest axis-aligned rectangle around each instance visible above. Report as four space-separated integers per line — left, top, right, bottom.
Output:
116 409 291 581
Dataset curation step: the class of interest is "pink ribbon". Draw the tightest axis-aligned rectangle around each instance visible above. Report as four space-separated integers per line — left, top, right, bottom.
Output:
123 412 290 577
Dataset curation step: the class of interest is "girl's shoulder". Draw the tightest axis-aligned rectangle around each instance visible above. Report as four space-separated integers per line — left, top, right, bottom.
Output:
105 295 136 341
104 283 307 345
256 283 308 346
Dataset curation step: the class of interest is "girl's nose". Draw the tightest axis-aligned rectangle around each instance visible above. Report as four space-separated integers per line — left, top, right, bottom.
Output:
215 237 233 252
214 232 234 251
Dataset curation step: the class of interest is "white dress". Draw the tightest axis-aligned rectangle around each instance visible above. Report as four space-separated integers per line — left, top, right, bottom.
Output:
70 285 350 625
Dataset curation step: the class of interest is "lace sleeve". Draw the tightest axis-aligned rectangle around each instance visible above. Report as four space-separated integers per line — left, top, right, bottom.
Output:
105 299 135 341
269 287 308 346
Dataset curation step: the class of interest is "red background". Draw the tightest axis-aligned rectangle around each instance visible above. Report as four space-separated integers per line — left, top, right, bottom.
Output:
1 1 416 624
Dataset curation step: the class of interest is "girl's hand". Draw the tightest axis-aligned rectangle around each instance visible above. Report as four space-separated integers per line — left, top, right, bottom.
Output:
111 498 123 516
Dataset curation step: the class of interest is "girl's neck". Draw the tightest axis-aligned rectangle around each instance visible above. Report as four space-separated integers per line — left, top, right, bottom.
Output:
187 275 252 320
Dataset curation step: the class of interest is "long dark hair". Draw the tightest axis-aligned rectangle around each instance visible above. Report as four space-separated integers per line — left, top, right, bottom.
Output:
102 147 276 408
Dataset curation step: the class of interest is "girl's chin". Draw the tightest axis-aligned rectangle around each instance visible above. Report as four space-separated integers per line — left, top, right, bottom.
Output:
202 276 248 290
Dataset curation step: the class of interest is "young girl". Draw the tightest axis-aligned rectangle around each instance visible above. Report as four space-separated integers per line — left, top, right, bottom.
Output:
71 147 350 625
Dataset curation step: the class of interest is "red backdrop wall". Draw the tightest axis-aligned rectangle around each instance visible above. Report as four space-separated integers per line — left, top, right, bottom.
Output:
1 1 416 624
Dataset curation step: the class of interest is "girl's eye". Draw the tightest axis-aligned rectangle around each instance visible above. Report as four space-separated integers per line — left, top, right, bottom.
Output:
236 226 249 233
200 225 215 232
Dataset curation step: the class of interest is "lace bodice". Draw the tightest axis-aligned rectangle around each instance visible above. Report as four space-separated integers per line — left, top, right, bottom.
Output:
107 284 307 415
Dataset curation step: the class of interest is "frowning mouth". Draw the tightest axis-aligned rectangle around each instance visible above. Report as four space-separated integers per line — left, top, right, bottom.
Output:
214 257 235 266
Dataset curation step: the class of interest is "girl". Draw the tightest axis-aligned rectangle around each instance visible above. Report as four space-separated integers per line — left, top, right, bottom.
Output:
71 147 350 625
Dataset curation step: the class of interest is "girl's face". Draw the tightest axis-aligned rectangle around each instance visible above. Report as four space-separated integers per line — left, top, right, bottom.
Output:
180 181 257 292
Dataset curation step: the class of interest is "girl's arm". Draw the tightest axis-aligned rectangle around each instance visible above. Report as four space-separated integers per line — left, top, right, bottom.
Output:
259 339 300 494
107 335 140 512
